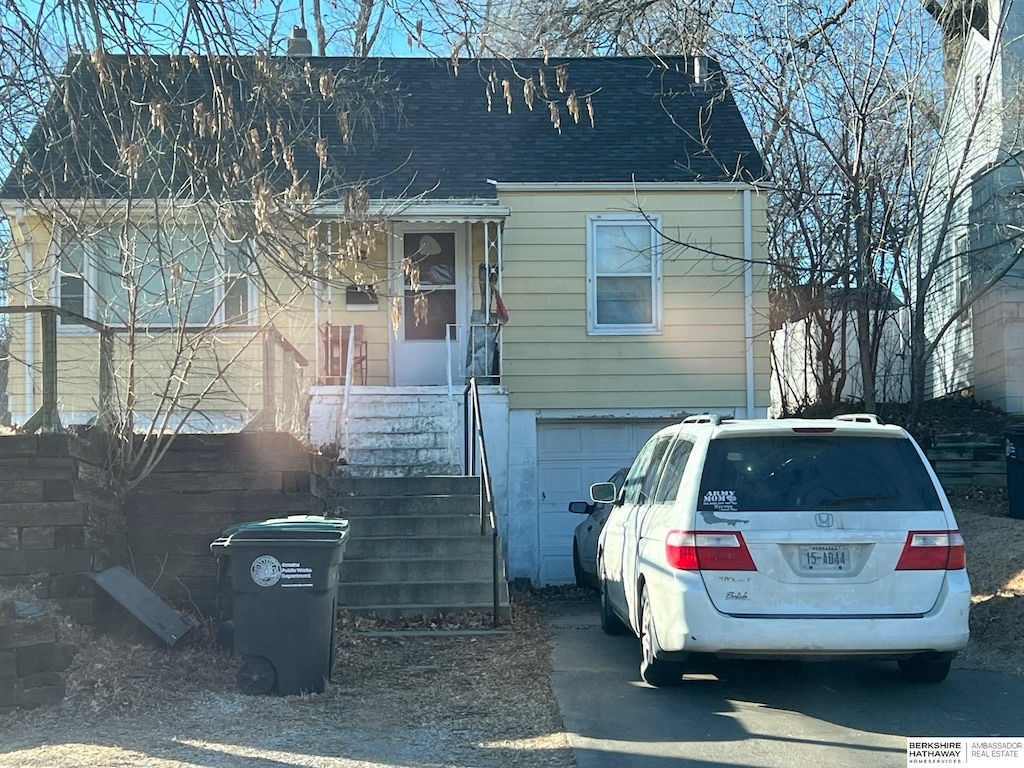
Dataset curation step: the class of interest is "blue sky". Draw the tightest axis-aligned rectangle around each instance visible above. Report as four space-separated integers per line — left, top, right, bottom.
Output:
1 0 421 57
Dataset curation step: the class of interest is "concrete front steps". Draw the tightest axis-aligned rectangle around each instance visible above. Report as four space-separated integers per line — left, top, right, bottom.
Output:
342 388 462 477
329 475 510 620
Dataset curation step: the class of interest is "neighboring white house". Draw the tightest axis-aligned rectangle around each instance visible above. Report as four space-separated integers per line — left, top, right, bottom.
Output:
917 0 1024 413
770 286 911 416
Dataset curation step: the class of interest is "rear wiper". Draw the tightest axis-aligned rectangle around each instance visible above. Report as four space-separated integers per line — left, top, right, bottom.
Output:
818 494 899 508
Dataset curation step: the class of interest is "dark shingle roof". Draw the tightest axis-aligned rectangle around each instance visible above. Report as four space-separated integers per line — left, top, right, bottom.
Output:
2 55 764 201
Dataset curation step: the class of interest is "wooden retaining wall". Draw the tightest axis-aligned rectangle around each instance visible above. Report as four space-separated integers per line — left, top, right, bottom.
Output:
0 433 125 626
0 602 76 716
126 432 329 619
925 435 1006 489
0 430 329 710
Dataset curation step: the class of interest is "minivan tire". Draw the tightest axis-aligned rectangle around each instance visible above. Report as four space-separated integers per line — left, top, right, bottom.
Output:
639 585 685 687
898 655 952 683
573 541 586 589
599 567 629 636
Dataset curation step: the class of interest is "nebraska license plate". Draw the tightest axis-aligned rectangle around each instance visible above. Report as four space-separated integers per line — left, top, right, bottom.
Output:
799 545 850 571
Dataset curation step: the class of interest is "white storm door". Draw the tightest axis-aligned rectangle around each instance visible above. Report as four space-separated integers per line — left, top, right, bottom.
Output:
392 225 469 386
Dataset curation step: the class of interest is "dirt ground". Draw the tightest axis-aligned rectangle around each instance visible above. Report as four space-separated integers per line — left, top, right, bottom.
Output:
1 598 575 768
1 489 1022 768
945 488 1024 677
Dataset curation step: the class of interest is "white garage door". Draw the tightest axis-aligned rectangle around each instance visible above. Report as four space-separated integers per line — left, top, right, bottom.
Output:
536 419 677 585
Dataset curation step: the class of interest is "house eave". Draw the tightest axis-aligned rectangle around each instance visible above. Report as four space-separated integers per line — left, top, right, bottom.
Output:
0 197 512 224
488 181 767 193
313 198 510 223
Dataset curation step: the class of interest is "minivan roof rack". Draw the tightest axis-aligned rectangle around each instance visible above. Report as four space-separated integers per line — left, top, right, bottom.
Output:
682 413 722 425
834 413 881 424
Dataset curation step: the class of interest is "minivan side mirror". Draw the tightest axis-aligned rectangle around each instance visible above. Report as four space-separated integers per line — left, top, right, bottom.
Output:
568 501 592 515
590 482 617 504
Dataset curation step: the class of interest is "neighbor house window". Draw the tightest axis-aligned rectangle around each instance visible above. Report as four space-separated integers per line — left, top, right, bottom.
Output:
587 214 662 334
56 223 254 328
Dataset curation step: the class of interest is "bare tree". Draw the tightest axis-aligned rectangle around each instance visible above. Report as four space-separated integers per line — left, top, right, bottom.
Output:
717 0 1024 423
461 0 717 57
472 0 1024 421
720 0 939 414
0 0 413 489
899 15 1024 426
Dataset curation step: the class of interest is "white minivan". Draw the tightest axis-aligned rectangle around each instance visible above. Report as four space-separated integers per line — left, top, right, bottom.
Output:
594 414 971 687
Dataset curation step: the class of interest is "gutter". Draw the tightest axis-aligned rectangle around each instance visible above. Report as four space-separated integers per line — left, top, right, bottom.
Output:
743 190 755 418
490 181 765 193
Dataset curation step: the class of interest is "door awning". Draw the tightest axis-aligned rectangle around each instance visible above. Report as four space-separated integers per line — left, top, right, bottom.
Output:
311 199 510 224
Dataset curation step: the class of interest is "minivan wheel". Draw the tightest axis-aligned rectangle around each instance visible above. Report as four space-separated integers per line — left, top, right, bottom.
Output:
599 568 629 636
639 585 684 687
573 541 586 589
898 655 952 683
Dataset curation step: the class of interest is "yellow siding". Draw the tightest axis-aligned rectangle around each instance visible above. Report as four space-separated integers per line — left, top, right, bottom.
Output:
3 189 770 422
498 189 771 412
3 215 399 423
258 225 393 387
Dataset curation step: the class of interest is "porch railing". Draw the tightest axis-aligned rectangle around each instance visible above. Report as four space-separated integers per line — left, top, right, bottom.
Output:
463 376 503 627
342 324 357 461
0 306 114 433
0 305 307 436
242 325 310 434
448 321 503 396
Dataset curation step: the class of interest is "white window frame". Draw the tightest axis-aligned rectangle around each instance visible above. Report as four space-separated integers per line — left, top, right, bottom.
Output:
586 213 663 335
53 223 258 331
51 229 95 335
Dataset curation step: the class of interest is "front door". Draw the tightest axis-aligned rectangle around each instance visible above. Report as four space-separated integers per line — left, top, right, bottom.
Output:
392 225 468 385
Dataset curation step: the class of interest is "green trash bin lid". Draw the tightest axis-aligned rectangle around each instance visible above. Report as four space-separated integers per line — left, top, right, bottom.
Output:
213 515 349 547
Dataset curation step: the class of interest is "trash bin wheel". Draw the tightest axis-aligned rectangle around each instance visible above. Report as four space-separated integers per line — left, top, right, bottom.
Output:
237 655 277 695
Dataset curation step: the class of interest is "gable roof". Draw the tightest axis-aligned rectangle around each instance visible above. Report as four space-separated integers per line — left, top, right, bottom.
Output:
770 282 905 330
2 55 764 202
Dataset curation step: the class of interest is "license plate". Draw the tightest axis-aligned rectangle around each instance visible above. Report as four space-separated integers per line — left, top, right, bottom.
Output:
799 545 850 571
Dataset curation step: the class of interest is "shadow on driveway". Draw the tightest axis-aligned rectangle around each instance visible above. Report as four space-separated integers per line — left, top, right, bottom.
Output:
545 597 1024 768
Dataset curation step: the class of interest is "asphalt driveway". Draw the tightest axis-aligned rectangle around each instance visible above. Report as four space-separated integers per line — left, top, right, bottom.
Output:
546 598 1024 768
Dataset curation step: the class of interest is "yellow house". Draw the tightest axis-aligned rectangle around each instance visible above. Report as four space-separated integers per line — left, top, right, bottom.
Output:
0 53 768 585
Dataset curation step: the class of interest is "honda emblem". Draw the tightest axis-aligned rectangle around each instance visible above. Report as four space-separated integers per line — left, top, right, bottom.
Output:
814 512 834 528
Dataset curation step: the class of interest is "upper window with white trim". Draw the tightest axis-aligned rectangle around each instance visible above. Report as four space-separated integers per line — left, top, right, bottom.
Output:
56 222 255 328
587 214 662 335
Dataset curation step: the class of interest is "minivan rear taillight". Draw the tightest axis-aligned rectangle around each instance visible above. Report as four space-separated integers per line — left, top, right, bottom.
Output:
666 530 757 571
895 531 966 570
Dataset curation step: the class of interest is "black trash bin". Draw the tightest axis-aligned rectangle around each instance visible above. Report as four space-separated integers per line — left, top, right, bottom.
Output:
211 515 349 696
1006 425 1024 519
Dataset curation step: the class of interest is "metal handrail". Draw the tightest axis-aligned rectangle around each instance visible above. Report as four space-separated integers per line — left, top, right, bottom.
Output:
445 321 502 399
341 324 355 460
463 376 501 626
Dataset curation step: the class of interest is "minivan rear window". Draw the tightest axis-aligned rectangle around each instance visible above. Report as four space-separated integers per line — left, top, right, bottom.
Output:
697 435 942 512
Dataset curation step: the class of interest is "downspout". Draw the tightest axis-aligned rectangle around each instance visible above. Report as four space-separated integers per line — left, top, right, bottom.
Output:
16 208 35 420
743 190 755 418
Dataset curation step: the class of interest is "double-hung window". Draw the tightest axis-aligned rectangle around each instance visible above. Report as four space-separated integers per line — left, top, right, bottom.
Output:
56 223 254 328
587 214 662 335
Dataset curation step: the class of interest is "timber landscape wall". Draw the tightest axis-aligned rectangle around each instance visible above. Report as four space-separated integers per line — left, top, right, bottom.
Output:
0 431 328 710
126 432 328 618
0 433 125 625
